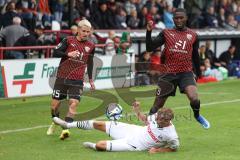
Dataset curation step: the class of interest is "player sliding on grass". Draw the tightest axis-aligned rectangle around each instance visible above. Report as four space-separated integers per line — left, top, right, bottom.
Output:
53 101 179 153
47 19 95 140
146 8 210 129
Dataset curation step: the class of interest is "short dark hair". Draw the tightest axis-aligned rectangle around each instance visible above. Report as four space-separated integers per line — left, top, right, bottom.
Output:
173 8 187 16
157 108 174 121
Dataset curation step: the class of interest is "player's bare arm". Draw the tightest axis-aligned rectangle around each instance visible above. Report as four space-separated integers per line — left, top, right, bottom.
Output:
132 101 148 124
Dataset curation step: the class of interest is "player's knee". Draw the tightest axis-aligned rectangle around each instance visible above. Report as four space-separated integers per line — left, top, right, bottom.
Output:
51 99 61 109
96 141 107 151
69 99 79 106
93 121 106 131
188 93 198 102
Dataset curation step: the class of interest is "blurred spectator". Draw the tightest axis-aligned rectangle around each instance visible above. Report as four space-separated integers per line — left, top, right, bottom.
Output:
37 0 52 27
117 31 131 54
49 0 64 23
127 9 140 29
0 1 23 28
70 25 78 36
124 0 136 16
75 0 87 18
90 0 109 29
146 5 162 29
14 24 53 58
203 58 225 80
184 0 204 28
199 58 227 83
173 0 182 8
104 30 117 55
235 5 240 23
138 6 148 28
116 7 127 29
149 49 161 84
217 7 227 28
107 1 118 29
219 45 239 76
163 5 174 28
199 45 214 65
0 16 28 59
16 0 37 31
135 51 151 86
218 0 233 17
204 6 219 28
0 17 28 47
199 45 207 64
205 40 221 68
225 14 238 30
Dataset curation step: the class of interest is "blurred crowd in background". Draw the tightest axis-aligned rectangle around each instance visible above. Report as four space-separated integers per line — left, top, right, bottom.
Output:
1 0 240 31
0 0 240 83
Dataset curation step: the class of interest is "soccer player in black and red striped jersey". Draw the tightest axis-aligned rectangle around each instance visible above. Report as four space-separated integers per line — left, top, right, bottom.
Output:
46 19 96 139
146 8 210 129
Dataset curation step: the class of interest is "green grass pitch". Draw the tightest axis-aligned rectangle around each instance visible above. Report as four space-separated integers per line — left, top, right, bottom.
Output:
0 79 240 160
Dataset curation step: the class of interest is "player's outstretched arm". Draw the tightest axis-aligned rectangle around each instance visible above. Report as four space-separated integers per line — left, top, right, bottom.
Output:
146 21 165 52
148 147 177 154
132 101 148 125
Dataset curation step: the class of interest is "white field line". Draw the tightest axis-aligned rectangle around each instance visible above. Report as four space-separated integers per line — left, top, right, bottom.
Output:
198 92 232 95
0 99 240 134
0 125 49 134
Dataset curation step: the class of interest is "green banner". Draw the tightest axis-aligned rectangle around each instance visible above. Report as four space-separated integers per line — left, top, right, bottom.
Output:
95 66 131 80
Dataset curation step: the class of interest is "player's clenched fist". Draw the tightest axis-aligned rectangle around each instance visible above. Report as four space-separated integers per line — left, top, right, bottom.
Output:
147 20 154 31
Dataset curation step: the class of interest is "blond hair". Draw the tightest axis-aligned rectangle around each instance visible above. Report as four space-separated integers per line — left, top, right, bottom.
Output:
78 19 92 28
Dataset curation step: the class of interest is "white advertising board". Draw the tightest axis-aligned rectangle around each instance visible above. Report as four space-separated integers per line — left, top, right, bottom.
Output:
0 55 134 98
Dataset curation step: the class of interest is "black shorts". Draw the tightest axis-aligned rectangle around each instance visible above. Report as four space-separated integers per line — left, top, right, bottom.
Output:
52 78 83 101
157 72 196 97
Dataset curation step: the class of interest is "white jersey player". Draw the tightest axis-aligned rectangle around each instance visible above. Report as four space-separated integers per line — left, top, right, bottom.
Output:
53 101 179 154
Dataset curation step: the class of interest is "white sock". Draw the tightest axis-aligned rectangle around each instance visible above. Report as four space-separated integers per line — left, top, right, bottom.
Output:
72 120 94 130
83 142 96 150
66 121 78 128
106 141 112 151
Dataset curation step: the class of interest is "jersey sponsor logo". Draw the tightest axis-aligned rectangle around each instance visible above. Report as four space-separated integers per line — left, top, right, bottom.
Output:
85 46 90 52
147 125 160 143
174 40 186 50
169 40 188 53
186 34 192 40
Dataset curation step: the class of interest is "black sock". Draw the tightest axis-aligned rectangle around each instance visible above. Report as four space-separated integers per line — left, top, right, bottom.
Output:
190 100 200 119
149 107 159 115
51 109 59 118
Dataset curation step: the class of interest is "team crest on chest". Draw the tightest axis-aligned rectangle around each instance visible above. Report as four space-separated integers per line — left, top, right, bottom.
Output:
85 46 90 52
186 34 192 40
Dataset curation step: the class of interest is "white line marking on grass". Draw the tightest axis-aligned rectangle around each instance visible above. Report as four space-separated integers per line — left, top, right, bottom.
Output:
174 99 240 110
1 99 240 134
0 125 49 134
198 92 232 95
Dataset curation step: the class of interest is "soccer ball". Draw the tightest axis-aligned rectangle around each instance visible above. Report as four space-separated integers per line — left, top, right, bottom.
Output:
106 103 123 121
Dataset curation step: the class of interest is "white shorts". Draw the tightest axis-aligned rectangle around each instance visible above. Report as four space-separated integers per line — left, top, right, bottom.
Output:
105 121 143 151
